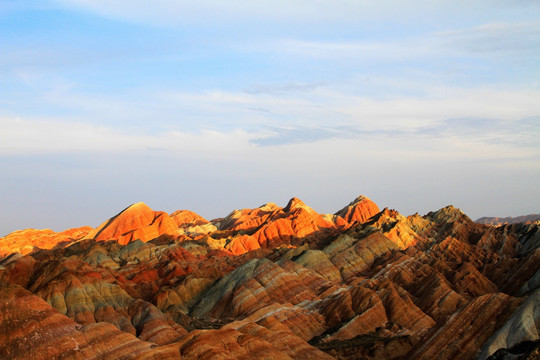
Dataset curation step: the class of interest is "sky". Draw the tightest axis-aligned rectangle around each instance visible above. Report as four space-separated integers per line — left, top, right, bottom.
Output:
1 0 539 235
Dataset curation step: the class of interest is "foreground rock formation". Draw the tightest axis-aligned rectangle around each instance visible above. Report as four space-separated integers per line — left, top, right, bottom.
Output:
0 195 538 359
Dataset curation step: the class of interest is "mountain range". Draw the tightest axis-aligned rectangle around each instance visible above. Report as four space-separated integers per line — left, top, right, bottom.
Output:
475 214 540 226
0 195 539 359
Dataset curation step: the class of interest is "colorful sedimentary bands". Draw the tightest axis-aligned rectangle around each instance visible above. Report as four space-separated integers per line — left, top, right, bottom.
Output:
0 196 539 359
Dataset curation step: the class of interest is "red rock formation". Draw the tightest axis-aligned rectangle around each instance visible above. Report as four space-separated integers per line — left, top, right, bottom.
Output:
230 321 335 359
324 232 399 281
252 217 296 248
177 328 299 359
190 258 319 320
0 226 92 257
334 195 380 226
248 197 336 249
0 197 538 360
171 209 210 228
225 234 261 255
375 280 435 336
0 284 180 360
411 293 520 360
216 203 280 232
215 197 338 255
85 202 179 245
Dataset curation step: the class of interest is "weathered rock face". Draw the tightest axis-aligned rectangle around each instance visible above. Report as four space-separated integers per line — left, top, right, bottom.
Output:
0 283 180 360
478 289 540 360
411 293 520 360
0 196 539 360
190 258 320 321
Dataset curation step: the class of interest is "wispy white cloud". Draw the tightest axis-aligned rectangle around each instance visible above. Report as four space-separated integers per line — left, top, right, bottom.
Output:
244 81 327 96
2 89 539 156
3 79 539 152
251 116 540 150
50 0 540 28
230 19 540 66
48 0 429 26
239 38 435 63
0 116 254 156
437 21 540 56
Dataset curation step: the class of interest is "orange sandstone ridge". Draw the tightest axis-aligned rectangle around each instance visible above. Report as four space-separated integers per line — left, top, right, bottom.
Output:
0 195 539 360
83 202 180 245
0 226 92 257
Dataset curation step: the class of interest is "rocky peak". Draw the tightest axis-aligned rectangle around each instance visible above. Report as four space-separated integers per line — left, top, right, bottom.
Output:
427 205 471 224
348 195 369 206
334 195 380 225
118 202 155 222
84 202 178 245
284 197 309 213
170 210 209 228
258 202 279 212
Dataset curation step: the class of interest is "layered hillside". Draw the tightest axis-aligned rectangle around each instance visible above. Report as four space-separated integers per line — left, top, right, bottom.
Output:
1 196 539 360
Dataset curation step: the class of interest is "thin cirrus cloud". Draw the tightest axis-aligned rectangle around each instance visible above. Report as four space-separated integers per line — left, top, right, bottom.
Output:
0 117 254 156
244 82 327 96
250 117 540 149
50 0 540 27
437 21 540 55
231 21 540 78
50 0 435 26
2 73 540 153
2 92 539 154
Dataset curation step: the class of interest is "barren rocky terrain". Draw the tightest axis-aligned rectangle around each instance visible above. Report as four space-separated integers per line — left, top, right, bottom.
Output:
1 196 539 359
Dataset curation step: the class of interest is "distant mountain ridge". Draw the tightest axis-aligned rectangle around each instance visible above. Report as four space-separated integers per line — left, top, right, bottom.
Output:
475 214 540 225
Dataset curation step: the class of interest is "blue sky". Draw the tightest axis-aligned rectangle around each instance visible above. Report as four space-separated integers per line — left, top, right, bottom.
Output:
1 0 539 234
